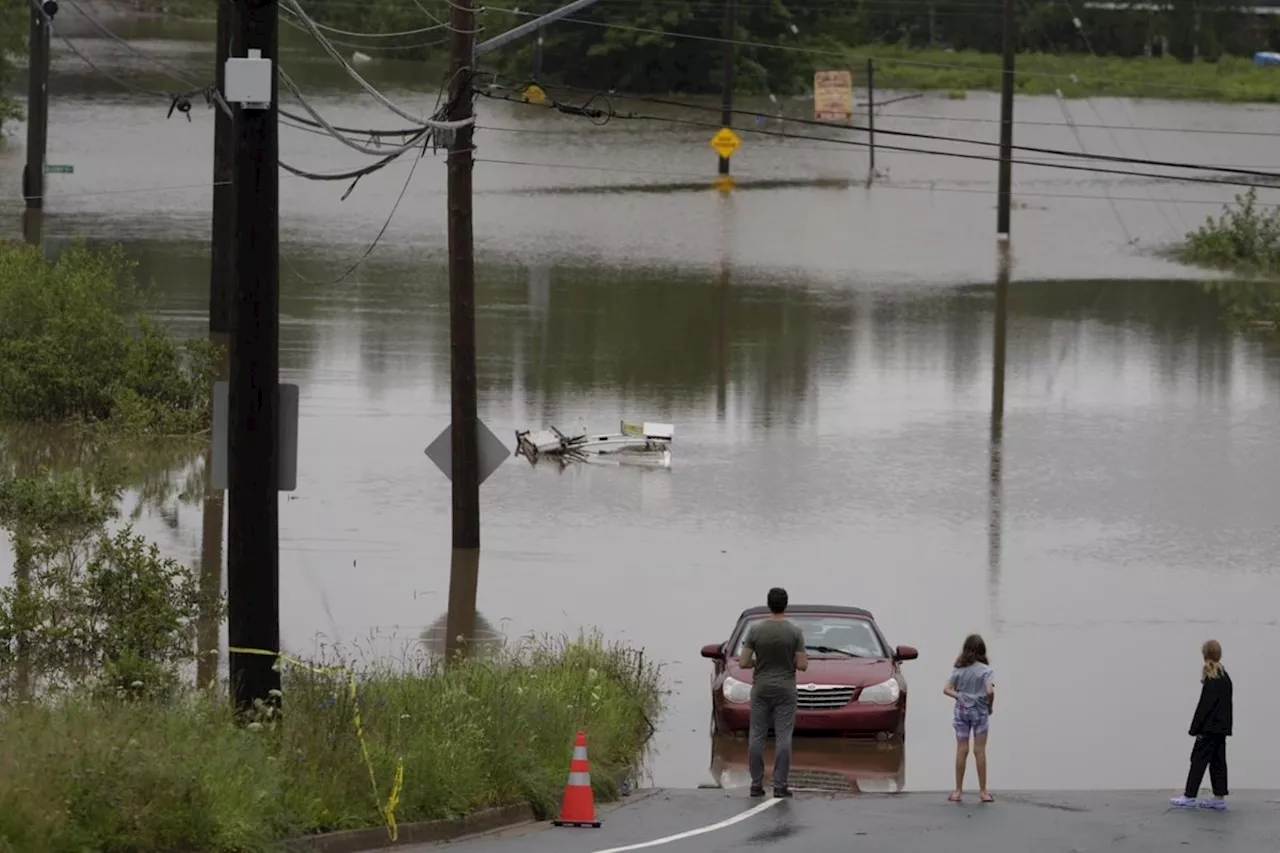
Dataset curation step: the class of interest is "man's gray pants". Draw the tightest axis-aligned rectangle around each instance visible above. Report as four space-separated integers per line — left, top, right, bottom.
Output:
747 690 797 790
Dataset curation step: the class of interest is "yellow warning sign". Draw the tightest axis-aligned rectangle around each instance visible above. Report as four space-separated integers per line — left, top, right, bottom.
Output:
814 70 854 122
709 127 741 159
522 84 548 105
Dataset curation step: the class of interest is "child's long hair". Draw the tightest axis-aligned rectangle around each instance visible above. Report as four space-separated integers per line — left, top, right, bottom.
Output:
1202 639 1224 681
954 633 989 668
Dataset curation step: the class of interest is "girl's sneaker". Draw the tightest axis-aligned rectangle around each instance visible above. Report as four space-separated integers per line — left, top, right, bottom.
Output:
1169 796 1200 808
1197 799 1227 811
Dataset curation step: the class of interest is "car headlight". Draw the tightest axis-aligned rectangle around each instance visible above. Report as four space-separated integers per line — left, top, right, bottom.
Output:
857 678 901 705
722 676 752 704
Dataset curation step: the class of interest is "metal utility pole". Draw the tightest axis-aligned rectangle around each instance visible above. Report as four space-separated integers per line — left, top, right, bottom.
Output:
199 0 235 692
718 0 737 177
996 0 1015 239
447 0 481 551
226 0 281 713
23 2 51 212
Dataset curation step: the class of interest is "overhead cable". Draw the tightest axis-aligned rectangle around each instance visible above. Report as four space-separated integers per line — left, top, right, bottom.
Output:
280 0 474 130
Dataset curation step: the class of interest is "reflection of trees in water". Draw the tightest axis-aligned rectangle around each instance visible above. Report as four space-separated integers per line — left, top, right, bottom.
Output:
119 240 1280 416
0 425 203 522
1202 280 1280 336
419 611 505 659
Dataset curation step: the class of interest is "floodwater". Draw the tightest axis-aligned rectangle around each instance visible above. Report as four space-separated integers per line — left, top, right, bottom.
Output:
3 18 1280 794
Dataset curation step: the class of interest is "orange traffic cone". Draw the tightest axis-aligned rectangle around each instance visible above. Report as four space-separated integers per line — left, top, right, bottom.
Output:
552 731 602 828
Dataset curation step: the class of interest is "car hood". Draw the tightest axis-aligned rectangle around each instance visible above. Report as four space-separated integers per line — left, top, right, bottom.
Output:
726 657 893 687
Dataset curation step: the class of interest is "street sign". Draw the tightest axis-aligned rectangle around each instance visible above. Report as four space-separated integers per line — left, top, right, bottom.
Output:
210 381 301 491
814 70 854 122
424 420 510 485
522 84 548 104
709 127 741 159
43 164 73 174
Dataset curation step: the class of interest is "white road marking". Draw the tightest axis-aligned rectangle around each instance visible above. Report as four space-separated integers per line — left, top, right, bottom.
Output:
590 797 784 853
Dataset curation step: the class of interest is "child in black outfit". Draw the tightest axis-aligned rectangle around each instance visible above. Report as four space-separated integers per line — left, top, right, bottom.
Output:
1170 639 1233 810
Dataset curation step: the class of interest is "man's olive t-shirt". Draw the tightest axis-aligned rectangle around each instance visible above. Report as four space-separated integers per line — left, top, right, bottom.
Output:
743 618 805 698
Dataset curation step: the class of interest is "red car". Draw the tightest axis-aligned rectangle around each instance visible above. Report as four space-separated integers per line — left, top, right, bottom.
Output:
701 604 918 740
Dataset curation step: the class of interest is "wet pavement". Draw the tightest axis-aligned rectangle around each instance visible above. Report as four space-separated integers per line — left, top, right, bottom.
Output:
399 788 1280 853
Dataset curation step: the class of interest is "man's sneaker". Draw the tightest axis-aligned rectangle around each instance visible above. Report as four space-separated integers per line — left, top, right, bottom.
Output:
773 786 793 798
749 786 766 798
1198 799 1227 810
1169 796 1199 808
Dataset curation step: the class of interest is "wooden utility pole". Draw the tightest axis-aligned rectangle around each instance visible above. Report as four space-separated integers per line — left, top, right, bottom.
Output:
717 0 737 177
447 0 480 551
23 2 51 211
226 0 281 713
866 59 875 179
997 0 1016 239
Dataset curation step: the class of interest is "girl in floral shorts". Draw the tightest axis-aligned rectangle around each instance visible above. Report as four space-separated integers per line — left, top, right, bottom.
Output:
944 633 996 803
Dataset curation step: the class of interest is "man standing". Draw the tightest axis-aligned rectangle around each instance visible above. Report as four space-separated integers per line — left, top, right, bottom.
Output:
740 586 808 798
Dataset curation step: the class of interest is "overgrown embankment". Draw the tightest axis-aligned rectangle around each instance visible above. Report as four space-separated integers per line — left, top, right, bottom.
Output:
0 240 216 436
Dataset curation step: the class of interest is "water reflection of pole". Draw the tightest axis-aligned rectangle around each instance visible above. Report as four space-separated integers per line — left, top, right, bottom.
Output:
443 548 480 662
21 210 42 248
988 244 1009 630
197 339 229 689
717 260 729 422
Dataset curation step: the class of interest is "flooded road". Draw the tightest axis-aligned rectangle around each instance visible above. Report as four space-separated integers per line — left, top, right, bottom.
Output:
4 22 1280 793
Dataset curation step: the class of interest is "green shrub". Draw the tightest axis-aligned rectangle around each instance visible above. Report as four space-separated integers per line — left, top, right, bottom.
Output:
0 634 663 853
0 470 212 702
0 241 218 435
1181 188 1280 274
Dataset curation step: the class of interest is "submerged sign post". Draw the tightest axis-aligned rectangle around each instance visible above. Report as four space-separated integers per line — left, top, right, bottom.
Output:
814 70 854 123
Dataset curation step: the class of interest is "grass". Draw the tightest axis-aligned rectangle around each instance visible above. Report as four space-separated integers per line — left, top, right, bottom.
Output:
857 48 1280 102
0 633 664 853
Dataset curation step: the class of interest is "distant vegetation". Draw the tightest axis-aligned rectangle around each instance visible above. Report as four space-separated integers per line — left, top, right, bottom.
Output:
0 2 25 133
138 0 1280 99
1181 189 1280 274
0 241 218 435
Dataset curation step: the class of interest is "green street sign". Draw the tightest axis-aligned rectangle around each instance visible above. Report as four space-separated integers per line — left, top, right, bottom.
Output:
43 164 73 174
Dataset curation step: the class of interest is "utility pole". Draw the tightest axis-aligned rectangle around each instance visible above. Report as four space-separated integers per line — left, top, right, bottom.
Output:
226 0 281 713
717 0 737 177
447 0 480 551
866 59 875 180
532 28 544 79
23 1 51 212
199 0 235 691
997 0 1015 239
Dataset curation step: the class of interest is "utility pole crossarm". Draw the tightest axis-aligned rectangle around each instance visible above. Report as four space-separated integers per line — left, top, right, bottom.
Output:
473 0 606 58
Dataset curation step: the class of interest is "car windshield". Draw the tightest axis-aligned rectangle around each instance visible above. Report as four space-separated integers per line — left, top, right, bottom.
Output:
732 615 886 659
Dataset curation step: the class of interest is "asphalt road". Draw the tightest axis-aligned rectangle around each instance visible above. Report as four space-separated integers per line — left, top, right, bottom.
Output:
405 789 1280 853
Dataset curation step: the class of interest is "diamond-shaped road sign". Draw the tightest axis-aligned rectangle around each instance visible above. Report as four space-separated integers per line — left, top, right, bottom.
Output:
424 420 511 485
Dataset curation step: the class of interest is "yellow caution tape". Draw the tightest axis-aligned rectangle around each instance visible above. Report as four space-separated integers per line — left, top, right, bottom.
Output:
228 646 404 842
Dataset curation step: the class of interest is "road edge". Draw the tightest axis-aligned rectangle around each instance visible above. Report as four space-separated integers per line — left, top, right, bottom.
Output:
280 789 667 853
279 803 537 853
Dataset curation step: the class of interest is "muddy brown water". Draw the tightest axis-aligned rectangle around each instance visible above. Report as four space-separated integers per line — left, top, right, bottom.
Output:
3 22 1280 793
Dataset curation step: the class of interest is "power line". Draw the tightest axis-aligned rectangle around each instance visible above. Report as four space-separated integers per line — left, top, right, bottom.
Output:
869 110 1280 140
280 0 475 129
484 83 1280 184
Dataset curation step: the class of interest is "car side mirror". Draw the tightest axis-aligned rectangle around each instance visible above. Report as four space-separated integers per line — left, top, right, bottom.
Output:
701 643 726 660
894 645 919 662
